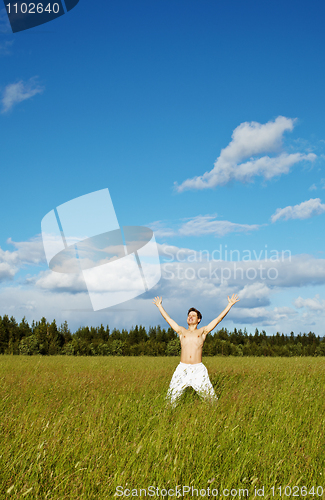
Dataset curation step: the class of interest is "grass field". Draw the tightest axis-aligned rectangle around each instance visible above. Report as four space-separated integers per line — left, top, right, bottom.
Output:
1 356 325 499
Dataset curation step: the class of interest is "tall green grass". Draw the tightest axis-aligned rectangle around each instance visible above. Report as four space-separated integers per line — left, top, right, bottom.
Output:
1 356 324 499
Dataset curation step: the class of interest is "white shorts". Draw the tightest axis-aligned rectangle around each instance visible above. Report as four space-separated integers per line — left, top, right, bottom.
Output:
166 362 217 406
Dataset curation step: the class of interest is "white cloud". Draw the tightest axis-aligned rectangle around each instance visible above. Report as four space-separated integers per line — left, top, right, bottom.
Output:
4 235 325 295
149 214 260 239
178 214 259 237
3 235 325 334
7 235 46 264
31 269 88 294
1 77 44 113
148 221 177 238
294 294 325 312
237 282 271 307
0 286 94 324
158 243 325 292
271 198 325 223
176 116 316 191
154 260 300 328
0 248 20 281
0 278 316 334
0 260 18 281
275 255 325 288
231 306 297 326
0 235 46 283
309 184 317 191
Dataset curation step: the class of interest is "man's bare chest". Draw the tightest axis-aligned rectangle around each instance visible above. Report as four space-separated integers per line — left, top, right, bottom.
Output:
181 333 204 348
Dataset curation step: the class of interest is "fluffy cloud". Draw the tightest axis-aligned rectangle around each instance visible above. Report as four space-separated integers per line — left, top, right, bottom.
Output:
176 116 316 191
0 235 46 283
0 248 20 282
230 306 298 327
236 282 271 308
294 294 325 312
0 258 18 281
7 236 46 264
31 269 88 294
2 235 325 334
160 254 325 290
1 77 44 113
156 244 325 329
271 198 325 223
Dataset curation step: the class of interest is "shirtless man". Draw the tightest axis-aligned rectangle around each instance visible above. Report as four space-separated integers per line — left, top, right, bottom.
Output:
153 294 240 406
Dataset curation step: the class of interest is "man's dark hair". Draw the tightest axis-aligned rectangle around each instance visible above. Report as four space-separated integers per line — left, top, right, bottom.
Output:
187 307 202 322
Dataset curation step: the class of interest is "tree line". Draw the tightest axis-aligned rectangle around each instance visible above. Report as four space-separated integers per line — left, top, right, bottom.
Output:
0 315 325 357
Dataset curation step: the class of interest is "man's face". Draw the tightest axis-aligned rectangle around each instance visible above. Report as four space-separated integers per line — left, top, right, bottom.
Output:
187 311 199 326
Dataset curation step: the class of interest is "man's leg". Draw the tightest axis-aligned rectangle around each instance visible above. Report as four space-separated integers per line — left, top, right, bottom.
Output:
166 363 189 407
191 363 218 404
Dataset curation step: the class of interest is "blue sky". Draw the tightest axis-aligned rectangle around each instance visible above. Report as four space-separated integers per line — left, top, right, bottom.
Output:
1 0 325 334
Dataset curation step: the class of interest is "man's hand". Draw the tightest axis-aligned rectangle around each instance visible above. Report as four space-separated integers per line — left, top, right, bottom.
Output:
152 296 182 335
153 296 162 307
203 293 240 335
228 294 240 306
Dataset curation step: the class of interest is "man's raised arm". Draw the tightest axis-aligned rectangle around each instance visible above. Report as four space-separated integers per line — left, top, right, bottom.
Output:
203 294 240 335
153 296 182 335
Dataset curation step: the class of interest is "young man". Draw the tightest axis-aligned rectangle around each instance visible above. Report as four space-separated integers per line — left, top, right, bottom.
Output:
153 294 240 406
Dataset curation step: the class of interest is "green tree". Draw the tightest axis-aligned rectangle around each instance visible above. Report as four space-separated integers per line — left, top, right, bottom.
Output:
19 335 39 355
48 319 64 354
148 326 157 340
110 328 121 340
110 340 125 356
156 325 168 344
19 317 32 338
7 316 20 354
166 338 181 356
59 321 72 344
129 325 147 345
34 317 49 355
0 315 10 354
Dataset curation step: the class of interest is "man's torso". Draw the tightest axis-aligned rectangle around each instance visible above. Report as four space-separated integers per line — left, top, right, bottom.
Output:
179 328 206 364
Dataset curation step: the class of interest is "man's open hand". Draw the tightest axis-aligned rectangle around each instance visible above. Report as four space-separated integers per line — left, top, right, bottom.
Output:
228 294 240 306
153 296 162 307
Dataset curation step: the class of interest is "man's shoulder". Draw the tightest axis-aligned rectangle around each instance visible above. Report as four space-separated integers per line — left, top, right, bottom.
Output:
173 325 187 336
197 325 208 336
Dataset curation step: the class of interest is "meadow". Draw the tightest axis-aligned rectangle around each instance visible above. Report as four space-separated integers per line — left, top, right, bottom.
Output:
0 356 324 499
